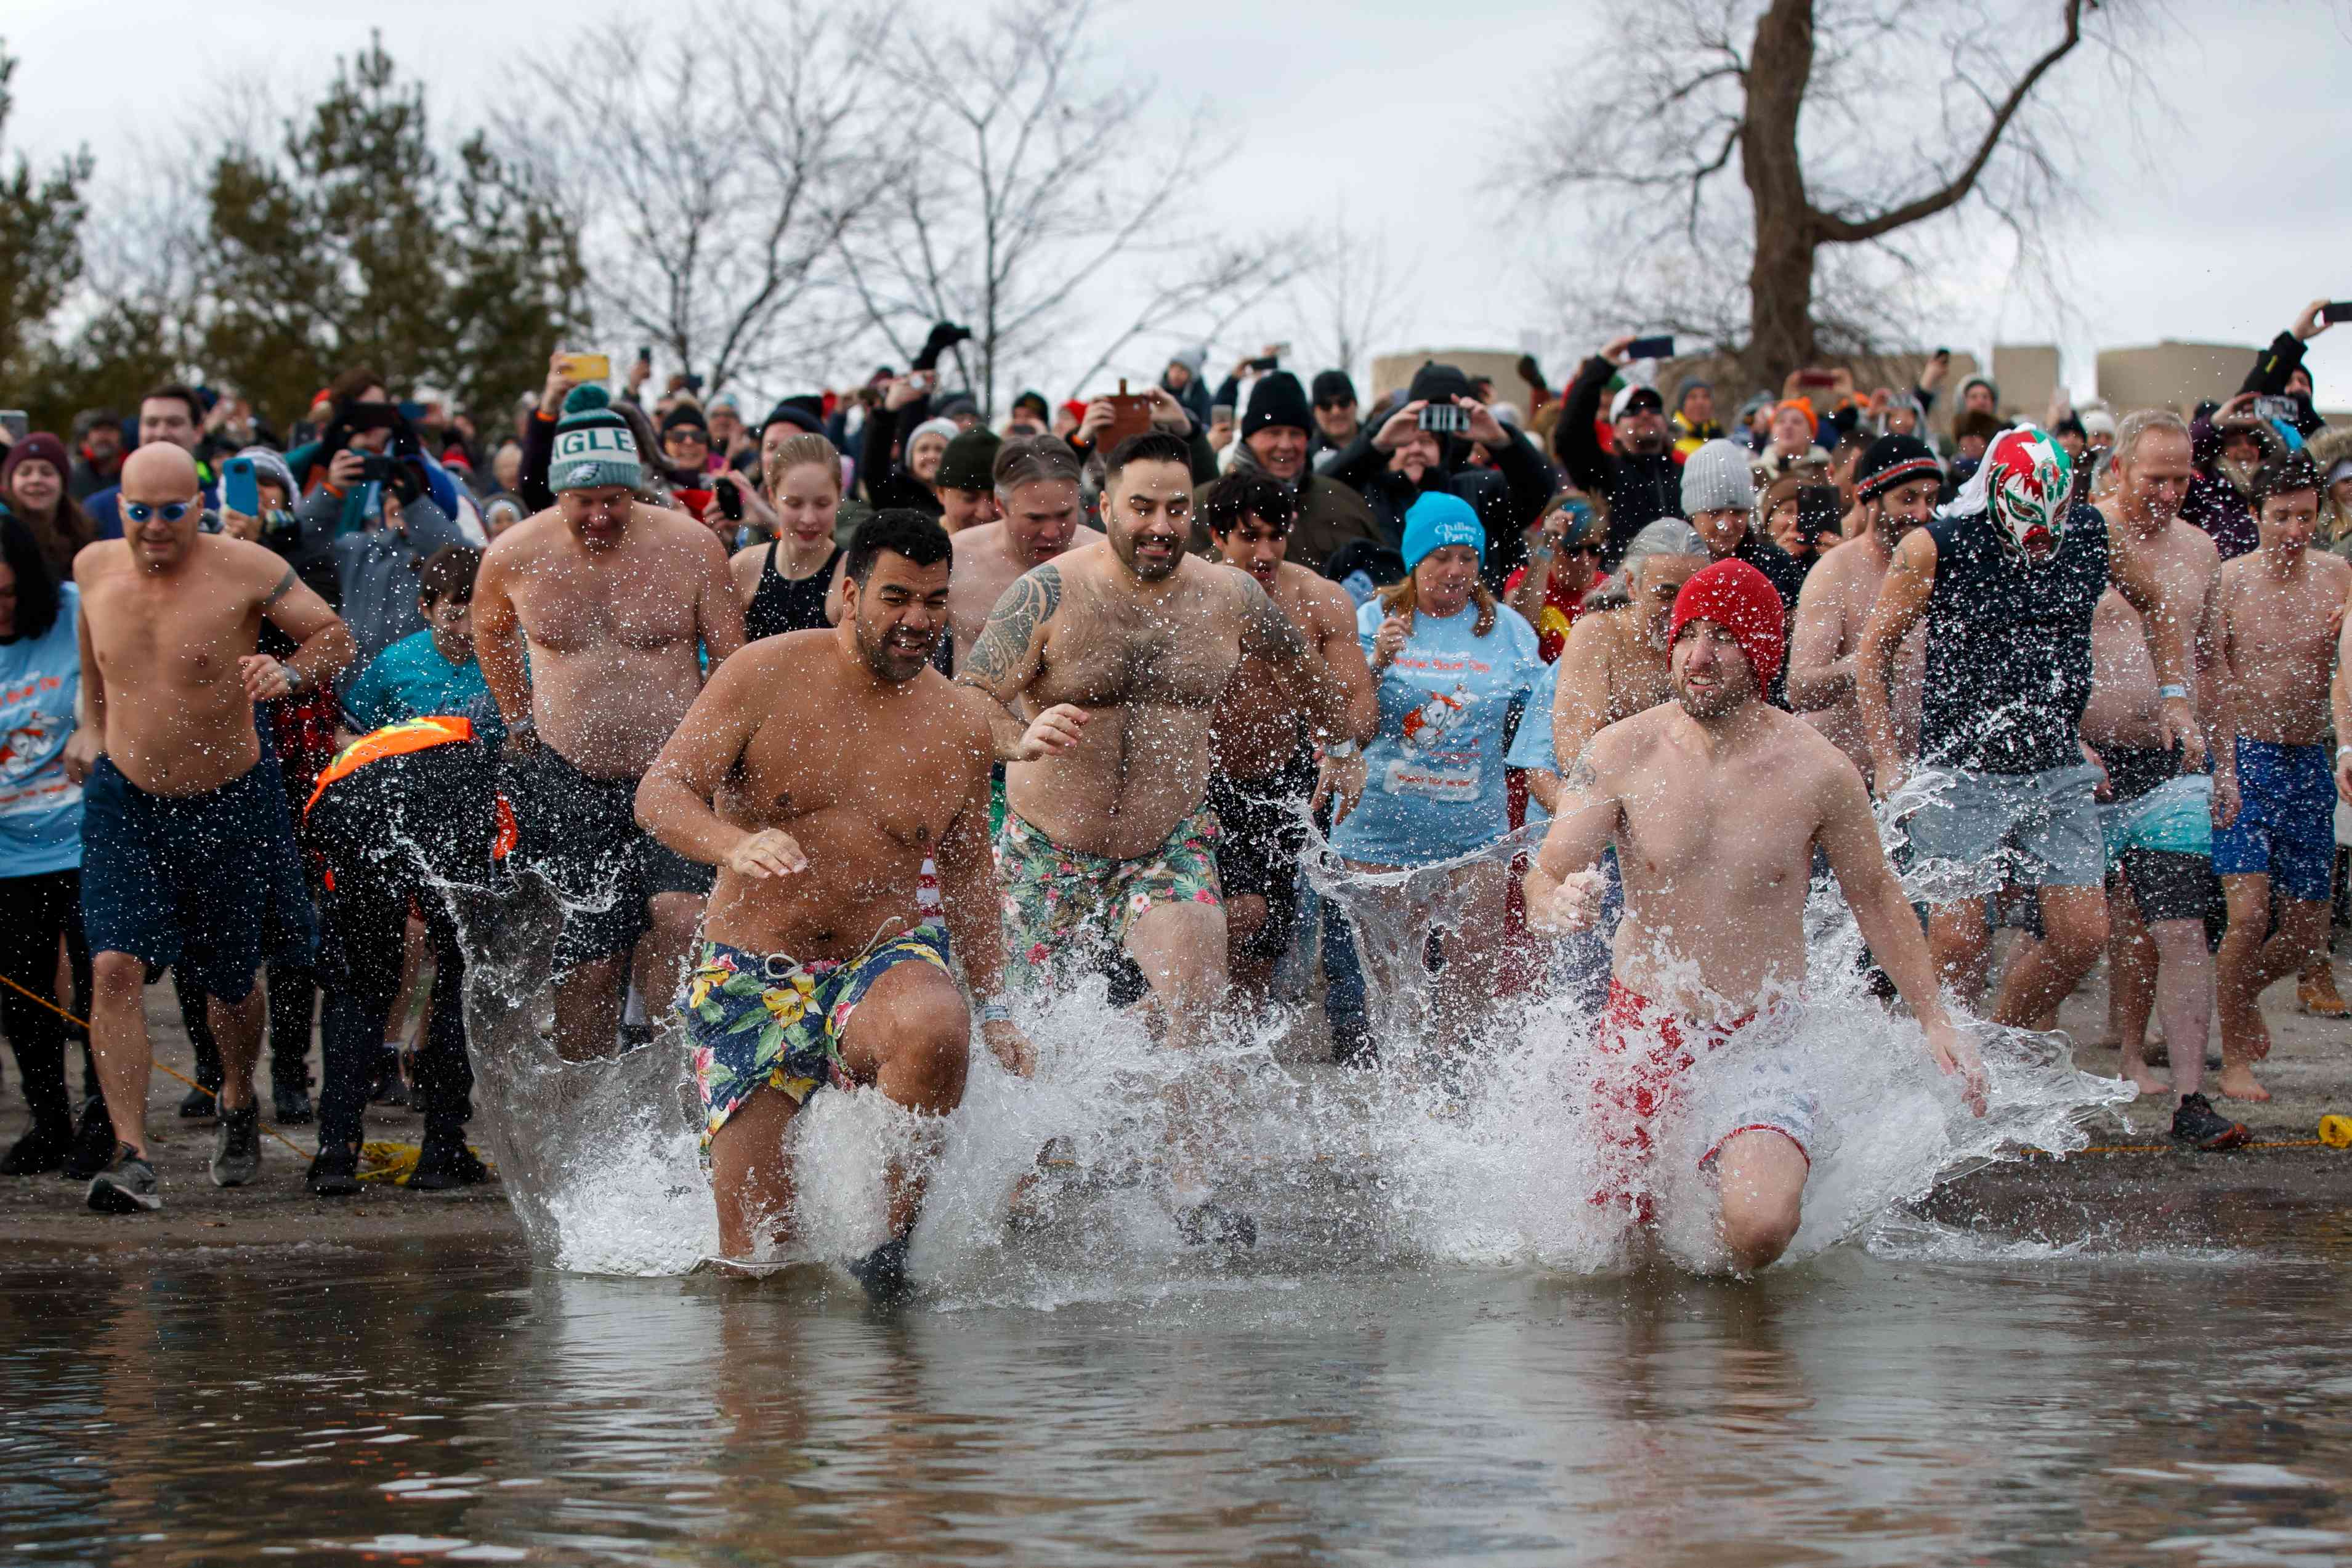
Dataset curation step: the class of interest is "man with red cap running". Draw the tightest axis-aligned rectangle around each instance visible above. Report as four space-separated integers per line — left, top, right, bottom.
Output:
1524 557 1984 1274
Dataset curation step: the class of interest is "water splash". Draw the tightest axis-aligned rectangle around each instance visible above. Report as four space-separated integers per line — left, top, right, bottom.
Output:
433 759 2128 1287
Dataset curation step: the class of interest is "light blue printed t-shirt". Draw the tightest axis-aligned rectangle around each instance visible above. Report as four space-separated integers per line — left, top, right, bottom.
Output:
1332 596 1543 867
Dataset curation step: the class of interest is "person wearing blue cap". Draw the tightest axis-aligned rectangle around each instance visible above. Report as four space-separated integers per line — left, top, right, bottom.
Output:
1328 491 1544 1057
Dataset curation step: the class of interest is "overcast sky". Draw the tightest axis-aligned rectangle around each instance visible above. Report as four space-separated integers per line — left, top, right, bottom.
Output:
10 0 2352 404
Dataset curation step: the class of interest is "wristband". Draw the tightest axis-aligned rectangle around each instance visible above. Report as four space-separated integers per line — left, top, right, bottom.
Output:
2158 684 2190 700
1324 739 1360 761
977 998 1013 1026
280 659 303 695
2339 746 2352 763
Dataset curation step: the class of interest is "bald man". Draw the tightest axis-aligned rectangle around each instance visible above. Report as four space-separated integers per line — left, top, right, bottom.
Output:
68 445 355 1212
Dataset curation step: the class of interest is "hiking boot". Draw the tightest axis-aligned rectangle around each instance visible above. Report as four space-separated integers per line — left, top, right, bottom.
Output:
2171 1093 2251 1152
62 1099 116 1181
406 1132 490 1190
2297 964 2350 1017
306 1140 362 1198
1176 1200 1258 1252
177 1081 218 1119
211 1104 262 1187
846 1232 915 1306
87 1146 163 1213
1330 1017 1376 1069
0 1117 73 1176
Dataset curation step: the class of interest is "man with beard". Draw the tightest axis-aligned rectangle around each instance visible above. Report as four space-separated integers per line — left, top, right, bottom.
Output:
637 510 1021 1299
1787 435 1942 784
1190 371 1380 574
1552 339 1684 565
946 435 1086 668
1524 558 1983 1272
1857 426 2204 1026
960 431 1356 1248
1200 472 1379 1002
472 397 746 1063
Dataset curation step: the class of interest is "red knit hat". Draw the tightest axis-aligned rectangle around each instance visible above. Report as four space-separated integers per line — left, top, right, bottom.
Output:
1670 558 1786 689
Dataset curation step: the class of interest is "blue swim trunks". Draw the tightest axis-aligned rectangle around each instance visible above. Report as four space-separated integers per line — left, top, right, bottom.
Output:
2212 737 2334 902
80 756 318 1003
678 925 954 1150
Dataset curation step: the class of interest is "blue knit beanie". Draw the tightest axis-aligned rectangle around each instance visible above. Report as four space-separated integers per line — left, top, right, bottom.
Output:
1400 491 1484 573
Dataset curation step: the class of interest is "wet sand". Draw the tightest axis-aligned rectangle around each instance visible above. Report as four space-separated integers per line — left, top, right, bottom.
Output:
4 966 2348 1256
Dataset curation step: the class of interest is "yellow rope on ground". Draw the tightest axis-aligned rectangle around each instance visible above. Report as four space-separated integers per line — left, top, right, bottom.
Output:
0 969 312 1162
355 1139 495 1185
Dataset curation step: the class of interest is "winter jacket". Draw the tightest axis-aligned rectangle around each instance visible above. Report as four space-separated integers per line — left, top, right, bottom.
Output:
1551 354 1683 567
1324 426 1556 592
2241 332 2326 438
68 453 118 503
301 487 467 680
857 402 945 517
2180 414 2268 561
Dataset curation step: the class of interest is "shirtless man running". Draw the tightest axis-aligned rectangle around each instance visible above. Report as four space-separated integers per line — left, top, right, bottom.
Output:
1787 434 1940 784
68 444 355 1211
1200 470 1378 1001
637 511 1021 1299
945 436 1088 669
2214 450 2350 1100
474 396 746 1061
1524 559 1983 1274
956 430 1355 1245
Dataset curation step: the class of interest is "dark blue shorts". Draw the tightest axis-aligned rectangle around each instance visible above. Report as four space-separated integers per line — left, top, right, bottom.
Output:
2212 738 2334 902
80 757 318 1003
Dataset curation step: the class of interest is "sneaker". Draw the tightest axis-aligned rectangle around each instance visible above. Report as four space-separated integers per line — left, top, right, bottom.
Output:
1176 1200 1258 1252
2298 967 2350 1017
0 1117 72 1176
846 1232 915 1306
306 1141 362 1198
177 1081 218 1119
272 1078 315 1125
2171 1093 2251 1152
406 1133 490 1190
62 1099 116 1181
1330 1018 1376 1069
87 1146 163 1213
211 1104 262 1187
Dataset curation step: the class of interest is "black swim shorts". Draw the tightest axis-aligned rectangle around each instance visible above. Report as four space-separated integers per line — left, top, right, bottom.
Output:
502 743 716 976
1205 743 1317 963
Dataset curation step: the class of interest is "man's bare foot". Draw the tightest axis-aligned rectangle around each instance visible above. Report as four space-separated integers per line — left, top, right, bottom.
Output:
2215 1064 2271 1102
2117 1055 2170 1096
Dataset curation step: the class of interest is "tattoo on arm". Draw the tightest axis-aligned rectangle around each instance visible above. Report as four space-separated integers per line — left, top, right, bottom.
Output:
1240 576 1310 663
958 564 1061 694
1561 745 1601 796
264 568 296 604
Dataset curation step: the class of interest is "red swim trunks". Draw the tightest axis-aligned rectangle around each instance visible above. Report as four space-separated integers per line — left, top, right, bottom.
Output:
1590 979 1816 1222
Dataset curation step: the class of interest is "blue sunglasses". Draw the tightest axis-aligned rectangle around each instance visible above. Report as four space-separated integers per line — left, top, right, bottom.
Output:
123 499 196 526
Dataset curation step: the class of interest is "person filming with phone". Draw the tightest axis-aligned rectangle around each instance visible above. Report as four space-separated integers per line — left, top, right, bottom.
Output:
1552 337 1686 567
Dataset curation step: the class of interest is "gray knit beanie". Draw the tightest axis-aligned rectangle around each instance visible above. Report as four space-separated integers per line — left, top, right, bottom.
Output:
1681 438 1757 516
549 386 642 494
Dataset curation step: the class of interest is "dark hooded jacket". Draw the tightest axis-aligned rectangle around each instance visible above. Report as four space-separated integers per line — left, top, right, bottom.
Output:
1324 363 1557 592
1551 354 1683 566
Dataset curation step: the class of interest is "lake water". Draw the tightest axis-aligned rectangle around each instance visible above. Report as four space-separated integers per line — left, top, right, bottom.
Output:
7 1195 2350 1566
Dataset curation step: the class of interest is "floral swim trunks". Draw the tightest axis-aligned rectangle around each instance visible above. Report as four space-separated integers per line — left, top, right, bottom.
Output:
993 804 1222 991
678 926 954 1149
